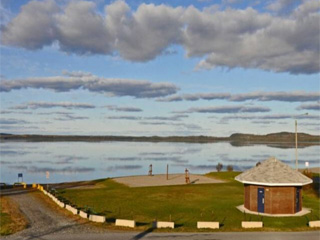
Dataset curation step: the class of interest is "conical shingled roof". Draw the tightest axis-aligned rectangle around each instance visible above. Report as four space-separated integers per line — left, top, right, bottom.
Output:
235 157 312 186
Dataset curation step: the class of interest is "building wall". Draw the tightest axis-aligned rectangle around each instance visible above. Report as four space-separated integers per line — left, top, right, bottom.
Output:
244 184 250 209
244 185 301 214
268 186 295 214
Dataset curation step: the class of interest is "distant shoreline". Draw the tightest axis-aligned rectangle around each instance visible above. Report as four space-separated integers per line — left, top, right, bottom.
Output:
1 132 319 148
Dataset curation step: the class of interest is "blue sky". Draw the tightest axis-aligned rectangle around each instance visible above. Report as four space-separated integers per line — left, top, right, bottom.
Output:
0 0 319 136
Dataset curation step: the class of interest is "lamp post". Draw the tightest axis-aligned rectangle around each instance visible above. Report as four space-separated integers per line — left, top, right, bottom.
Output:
295 113 308 170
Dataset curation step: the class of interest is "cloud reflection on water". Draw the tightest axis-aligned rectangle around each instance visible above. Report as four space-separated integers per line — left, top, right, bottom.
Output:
0 141 319 183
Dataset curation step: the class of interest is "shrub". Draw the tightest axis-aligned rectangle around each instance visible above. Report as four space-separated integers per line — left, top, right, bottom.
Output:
216 163 223 172
227 165 233 172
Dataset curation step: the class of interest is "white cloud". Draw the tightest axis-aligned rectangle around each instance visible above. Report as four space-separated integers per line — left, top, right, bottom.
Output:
105 105 143 112
266 0 301 13
0 73 178 98
229 91 320 102
1 0 319 74
105 1 184 61
292 0 320 18
158 91 320 102
157 93 230 102
12 102 95 110
296 102 320 111
56 1 113 54
0 1 14 25
220 113 319 121
177 105 271 114
0 118 30 125
1 0 59 49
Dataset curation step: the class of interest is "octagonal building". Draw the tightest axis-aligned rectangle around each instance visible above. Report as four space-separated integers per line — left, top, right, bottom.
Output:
235 157 312 214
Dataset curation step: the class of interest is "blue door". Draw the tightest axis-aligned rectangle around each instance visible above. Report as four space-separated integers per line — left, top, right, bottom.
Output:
296 188 300 212
257 188 265 213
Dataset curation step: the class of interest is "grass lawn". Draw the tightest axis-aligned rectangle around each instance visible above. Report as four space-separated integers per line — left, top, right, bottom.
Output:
0 197 27 235
56 172 320 231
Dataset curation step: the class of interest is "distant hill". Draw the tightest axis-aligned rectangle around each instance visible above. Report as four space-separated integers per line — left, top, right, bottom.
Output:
0 132 319 148
230 132 319 142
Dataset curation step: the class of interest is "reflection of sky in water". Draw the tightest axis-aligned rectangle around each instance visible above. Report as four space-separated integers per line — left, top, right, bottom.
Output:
0 141 319 184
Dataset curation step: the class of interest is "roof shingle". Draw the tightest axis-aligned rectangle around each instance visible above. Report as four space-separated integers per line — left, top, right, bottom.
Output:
235 157 312 186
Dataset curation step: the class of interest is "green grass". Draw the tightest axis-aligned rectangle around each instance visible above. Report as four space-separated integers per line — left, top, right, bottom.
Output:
0 207 12 235
56 172 320 231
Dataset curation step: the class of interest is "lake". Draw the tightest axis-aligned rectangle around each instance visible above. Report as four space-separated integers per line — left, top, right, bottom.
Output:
1 141 319 184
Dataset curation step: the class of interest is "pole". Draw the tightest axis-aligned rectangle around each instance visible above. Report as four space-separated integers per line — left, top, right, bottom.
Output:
166 164 168 180
295 119 298 170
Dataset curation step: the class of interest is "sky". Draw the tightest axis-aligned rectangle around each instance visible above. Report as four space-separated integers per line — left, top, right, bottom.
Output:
0 0 319 136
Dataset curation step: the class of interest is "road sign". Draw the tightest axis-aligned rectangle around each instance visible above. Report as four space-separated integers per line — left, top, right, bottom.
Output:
18 173 23 182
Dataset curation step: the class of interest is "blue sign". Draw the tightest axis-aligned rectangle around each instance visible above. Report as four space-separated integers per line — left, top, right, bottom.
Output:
18 173 23 178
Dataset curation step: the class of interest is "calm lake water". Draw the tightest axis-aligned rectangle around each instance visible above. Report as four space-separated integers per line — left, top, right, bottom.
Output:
0 141 319 184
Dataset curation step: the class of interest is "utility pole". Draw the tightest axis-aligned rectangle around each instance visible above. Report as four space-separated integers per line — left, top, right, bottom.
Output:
294 113 308 171
166 164 169 180
295 119 298 171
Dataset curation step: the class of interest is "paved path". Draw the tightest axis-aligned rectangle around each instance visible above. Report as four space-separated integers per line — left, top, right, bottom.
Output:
2 191 320 240
236 204 311 217
113 174 224 187
4 230 320 240
0 188 36 196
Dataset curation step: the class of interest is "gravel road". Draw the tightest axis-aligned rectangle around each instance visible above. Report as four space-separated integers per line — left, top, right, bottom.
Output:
2 191 319 240
29 231 320 240
2 191 99 240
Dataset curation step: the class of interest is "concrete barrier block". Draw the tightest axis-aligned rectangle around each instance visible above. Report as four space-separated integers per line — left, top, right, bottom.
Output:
197 221 219 229
43 190 48 195
309 221 320 228
89 214 106 223
242 221 263 228
65 205 78 215
115 219 136 228
152 221 174 229
56 200 65 208
79 211 88 219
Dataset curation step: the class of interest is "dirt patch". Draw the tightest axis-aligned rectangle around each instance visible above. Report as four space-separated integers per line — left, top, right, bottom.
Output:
113 174 225 187
0 196 28 235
